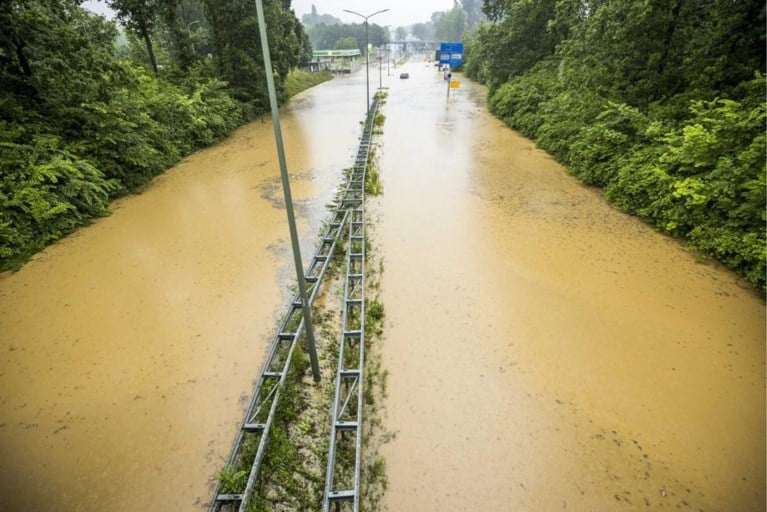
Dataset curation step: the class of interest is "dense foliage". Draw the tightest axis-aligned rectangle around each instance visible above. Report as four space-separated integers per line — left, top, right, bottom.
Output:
0 0 317 270
204 0 311 106
466 0 766 290
398 0 485 42
431 4 469 42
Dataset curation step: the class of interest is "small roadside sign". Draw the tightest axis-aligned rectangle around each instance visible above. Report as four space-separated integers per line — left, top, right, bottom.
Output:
450 80 460 89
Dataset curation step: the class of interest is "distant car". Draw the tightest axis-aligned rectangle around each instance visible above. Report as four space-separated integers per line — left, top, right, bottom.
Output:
399 72 409 79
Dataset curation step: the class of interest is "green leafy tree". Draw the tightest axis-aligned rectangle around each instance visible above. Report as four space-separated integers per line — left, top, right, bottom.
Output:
109 0 160 74
204 0 309 106
555 0 766 107
307 23 389 53
157 0 196 70
457 0 485 28
334 36 358 50
0 0 244 270
435 3 468 42
465 0 560 88
481 0 509 22
466 0 767 289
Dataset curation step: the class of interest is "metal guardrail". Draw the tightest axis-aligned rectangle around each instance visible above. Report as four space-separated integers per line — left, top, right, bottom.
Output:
209 98 380 512
322 98 378 511
209 209 347 512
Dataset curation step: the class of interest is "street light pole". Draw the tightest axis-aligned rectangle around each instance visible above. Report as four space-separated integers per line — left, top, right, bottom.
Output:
254 0 321 381
378 46 382 89
343 8 389 112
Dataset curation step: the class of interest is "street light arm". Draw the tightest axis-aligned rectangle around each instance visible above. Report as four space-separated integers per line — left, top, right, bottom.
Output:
368 8 390 19
342 8 390 21
342 9 366 19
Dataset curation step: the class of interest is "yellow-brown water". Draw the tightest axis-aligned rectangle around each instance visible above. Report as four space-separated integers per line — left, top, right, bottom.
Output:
0 62 764 512
376 62 765 511
0 74 369 511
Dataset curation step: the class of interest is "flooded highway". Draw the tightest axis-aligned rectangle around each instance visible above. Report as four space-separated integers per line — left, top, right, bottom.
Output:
376 60 765 511
0 58 764 512
0 72 369 511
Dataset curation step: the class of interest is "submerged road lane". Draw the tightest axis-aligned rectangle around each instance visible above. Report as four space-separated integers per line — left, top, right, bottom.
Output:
376 59 765 511
0 71 369 511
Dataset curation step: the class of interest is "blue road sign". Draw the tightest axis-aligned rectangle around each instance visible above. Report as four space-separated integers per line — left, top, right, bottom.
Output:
439 42 463 67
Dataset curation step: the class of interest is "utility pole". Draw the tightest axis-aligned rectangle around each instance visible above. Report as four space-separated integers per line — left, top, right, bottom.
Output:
255 0 321 381
378 47 383 89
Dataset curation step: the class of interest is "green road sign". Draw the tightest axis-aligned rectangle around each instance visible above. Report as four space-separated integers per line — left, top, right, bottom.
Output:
313 49 361 58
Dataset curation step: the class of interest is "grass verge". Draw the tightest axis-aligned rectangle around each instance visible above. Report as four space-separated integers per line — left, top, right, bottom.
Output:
285 70 334 99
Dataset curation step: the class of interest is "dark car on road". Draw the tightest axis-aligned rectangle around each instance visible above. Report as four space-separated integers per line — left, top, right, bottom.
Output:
399 72 409 79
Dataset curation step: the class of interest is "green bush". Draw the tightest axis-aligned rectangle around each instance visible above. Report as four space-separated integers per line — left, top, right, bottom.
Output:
0 130 118 267
488 60 560 136
465 0 765 291
485 62 765 289
0 1 311 271
567 102 650 186
535 89 606 161
0 57 246 270
606 81 766 287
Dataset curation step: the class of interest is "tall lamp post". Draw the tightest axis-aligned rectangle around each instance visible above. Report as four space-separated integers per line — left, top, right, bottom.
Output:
254 0 321 381
343 8 389 112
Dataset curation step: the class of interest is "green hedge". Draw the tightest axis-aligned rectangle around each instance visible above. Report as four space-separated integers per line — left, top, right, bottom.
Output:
488 68 766 290
0 61 242 270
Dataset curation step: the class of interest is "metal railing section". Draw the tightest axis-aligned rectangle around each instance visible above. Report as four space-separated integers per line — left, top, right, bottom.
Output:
322 98 379 512
209 208 347 512
209 98 380 512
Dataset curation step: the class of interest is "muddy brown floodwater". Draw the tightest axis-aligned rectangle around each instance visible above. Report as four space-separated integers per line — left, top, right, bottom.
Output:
1 61 764 512
0 73 369 511
376 60 765 511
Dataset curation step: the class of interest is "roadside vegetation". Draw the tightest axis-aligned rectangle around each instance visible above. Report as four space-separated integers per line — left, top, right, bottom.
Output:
0 0 327 271
284 70 333 99
464 0 766 290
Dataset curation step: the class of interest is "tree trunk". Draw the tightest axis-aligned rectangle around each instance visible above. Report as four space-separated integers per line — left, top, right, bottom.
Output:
13 38 41 101
14 39 33 78
162 0 194 70
657 0 683 79
138 15 158 74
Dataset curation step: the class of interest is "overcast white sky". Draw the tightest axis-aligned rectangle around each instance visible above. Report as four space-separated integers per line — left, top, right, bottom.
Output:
292 1 455 27
81 1 454 28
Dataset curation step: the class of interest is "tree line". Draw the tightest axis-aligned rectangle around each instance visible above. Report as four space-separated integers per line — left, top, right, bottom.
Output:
0 0 318 271
301 0 485 53
465 0 766 290
301 10 390 54
398 1 485 43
